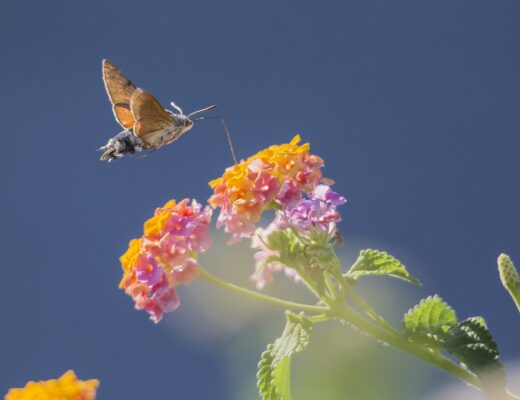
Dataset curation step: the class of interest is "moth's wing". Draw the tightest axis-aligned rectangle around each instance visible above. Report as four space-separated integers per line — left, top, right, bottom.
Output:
102 59 137 129
130 88 174 138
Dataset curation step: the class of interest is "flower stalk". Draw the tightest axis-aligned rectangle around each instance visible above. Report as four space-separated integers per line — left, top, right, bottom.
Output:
198 267 328 315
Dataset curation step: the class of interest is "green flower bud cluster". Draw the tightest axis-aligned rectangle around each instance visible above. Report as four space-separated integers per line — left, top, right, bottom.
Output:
497 253 520 313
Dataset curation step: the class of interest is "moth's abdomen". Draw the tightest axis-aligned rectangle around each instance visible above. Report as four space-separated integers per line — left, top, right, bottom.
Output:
99 130 145 162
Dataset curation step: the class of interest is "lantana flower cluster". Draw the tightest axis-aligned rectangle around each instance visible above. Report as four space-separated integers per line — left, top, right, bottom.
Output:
119 135 346 321
251 184 346 288
120 199 212 323
5 370 98 400
208 135 330 243
208 134 346 289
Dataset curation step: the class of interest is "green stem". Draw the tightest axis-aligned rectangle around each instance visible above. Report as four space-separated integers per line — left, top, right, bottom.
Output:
198 267 328 315
324 272 340 301
338 276 402 337
508 286 520 313
308 313 330 323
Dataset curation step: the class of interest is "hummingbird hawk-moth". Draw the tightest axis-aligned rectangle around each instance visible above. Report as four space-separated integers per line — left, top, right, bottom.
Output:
99 59 216 162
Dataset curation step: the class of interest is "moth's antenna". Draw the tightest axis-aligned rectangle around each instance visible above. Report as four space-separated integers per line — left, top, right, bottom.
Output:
194 115 238 165
188 105 217 118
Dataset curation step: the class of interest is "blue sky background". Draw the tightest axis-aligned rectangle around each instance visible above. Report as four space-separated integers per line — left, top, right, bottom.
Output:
1 1 519 398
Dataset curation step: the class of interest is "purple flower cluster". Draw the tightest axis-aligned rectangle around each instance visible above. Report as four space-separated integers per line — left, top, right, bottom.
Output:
251 184 346 289
276 184 346 234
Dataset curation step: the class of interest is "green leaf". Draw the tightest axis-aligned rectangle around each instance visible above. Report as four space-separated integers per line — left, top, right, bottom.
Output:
257 311 313 400
444 317 502 371
273 357 291 400
444 317 505 397
271 312 312 365
346 249 421 285
257 344 277 399
403 295 457 346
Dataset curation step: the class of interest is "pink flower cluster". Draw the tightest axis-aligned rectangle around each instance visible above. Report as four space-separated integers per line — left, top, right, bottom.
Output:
120 199 212 323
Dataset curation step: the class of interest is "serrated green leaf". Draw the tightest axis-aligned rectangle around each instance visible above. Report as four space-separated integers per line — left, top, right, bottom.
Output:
256 311 313 400
403 295 457 346
444 317 502 370
271 312 312 366
346 249 421 285
257 344 277 399
444 317 505 397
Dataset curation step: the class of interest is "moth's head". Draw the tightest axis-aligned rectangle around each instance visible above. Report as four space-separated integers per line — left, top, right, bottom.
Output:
184 117 194 129
177 115 194 130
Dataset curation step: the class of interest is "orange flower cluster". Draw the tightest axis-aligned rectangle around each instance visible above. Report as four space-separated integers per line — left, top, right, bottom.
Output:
5 370 98 400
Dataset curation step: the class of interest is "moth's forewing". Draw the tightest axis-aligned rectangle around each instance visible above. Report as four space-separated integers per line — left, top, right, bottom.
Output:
102 59 137 129
130 88 174 138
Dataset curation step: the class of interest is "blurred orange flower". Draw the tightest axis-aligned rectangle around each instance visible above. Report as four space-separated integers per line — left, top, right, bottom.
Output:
5 370 98 400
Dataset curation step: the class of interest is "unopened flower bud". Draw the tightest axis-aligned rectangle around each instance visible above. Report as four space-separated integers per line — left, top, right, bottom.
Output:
497 253 520 313
498 253 520 290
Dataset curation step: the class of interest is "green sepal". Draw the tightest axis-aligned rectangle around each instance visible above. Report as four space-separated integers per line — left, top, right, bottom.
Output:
257 228 341 297
264 228 341 274
265 229 304 270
